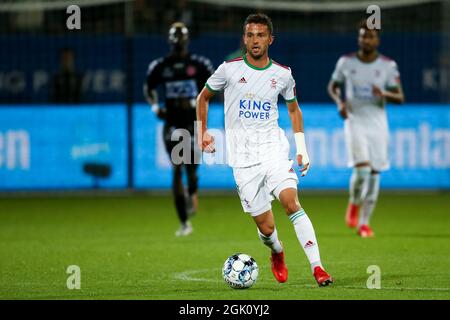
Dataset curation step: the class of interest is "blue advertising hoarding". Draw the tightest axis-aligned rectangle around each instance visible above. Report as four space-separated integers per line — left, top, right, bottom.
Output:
0 105 127 189
0 103 448 190
133 103 450 190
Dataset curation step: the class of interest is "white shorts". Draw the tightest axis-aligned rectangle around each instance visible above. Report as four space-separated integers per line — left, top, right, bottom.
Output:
232 159 299 217
344 121 389 172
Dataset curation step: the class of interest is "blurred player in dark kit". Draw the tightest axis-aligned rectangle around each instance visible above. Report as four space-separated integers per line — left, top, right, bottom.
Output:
144 22 214 236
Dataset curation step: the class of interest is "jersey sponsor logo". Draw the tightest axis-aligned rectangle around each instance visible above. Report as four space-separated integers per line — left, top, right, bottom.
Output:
238 99 271 120
165 79 198 99
354 84 374 100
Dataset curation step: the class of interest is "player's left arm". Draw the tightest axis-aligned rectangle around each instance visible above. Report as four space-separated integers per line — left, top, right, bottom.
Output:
373 61 405 104
373 83 405 104
196 86 216 153
287 99 310 177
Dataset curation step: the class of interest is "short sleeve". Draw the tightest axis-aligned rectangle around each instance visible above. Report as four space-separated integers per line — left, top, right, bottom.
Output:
145 58 163 90
199 56 215 78
205 62 227 93
331 56 346 84
385 60 401 90
281 70 297 103
191 54 215 84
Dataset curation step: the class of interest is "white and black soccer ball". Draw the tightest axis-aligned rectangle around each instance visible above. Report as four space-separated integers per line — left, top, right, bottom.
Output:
222 253 259 289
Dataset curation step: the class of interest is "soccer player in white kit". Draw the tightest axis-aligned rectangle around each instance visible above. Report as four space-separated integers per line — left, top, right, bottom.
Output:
328 20 405 237
197 13 333 286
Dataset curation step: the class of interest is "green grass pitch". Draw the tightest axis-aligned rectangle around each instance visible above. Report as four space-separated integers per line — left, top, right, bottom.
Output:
0 192 449 300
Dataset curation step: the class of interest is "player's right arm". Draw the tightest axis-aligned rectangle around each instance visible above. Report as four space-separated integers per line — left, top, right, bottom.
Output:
196 87 216 153
327 80 347 119
197 62 228 153
328 56 347 119
143 58 166 119
143 85 159 110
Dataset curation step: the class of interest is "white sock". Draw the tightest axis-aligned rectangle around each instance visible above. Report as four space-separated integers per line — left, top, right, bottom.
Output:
257 228 283 253
288 209 323 273
349 166 371 205
360 174 380 226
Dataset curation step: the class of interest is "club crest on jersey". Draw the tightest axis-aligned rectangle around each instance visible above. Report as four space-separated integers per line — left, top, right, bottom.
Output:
270 78 277 89
186 65 197 76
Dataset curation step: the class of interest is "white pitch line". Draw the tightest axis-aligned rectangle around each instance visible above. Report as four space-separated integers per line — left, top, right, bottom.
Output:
173 269 222 283
173 269 450 292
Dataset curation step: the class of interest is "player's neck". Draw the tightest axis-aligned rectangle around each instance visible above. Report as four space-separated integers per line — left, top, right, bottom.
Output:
357 50 378 63
244 53 271 69
171 49 188 58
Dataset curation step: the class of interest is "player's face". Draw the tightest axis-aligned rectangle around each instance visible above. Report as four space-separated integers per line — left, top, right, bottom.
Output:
358 28 379 54
243 23 273 59
169 26 189 52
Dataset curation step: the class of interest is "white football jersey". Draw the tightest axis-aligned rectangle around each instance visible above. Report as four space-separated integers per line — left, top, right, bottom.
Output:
206 55 297 168
331 53 400 131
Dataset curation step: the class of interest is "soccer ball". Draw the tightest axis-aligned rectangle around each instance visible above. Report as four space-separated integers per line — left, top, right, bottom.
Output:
222 253 259 289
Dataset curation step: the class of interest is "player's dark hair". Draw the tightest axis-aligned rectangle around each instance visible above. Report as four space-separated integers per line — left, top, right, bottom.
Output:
243 13 273 35
358 18 380 35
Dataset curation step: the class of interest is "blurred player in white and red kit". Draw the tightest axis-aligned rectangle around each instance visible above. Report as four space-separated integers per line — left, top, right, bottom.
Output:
328 20 405 237
197 13 333 286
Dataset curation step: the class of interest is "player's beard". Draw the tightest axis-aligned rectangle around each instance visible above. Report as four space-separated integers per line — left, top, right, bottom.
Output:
359 43 376 56
362 48 374 56
247 46 267 60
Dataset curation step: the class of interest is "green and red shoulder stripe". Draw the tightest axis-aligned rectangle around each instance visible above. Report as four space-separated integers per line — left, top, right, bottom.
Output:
226 56 244 63
272 60 290 70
